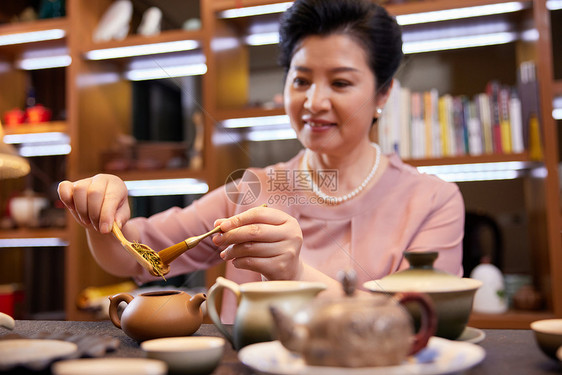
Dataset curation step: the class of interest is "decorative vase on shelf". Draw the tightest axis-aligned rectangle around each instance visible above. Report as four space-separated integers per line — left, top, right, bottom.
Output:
93 0 133 43
137 7 162 37
9 190 49 228
470 263 508 314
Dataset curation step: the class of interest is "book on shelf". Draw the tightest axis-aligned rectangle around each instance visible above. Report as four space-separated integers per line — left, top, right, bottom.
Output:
438 94 454 157
486 80 504 154
509 89 524 154
425 89 441 158
517 61 543 159
466 99 483 156
399 86 411 160
476 93 494 154
410 91 425 158
452 96 467 156
499 85 513 153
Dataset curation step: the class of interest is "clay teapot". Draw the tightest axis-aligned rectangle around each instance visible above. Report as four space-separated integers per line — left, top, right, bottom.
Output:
269 271 437 368
108 290 206 342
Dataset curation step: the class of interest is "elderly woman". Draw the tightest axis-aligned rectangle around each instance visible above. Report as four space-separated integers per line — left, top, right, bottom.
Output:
58 0 464 323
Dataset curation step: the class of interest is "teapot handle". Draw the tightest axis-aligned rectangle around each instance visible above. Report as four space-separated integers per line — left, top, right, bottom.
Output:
395 292 437 355
207 277 240 346
108 293 134 329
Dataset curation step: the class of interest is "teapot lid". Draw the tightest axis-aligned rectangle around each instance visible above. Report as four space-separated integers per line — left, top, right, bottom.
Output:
293 269 390 324
364 251 480 293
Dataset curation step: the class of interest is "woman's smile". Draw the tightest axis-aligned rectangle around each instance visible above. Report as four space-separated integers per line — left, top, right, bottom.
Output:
304 119 337 132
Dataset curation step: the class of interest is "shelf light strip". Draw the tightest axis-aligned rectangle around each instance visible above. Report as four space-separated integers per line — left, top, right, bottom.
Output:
246 127 296 142
0 238 68 248
547 0 562 10
245 32 279 46
19 144 71 157
417 161 541 181
431 170 522 182
16 55 71 70
246 30 518 52
85 40 199 60
4 132 69 144
125 178 209 197
0 29 65 46
553 97 562 120
395 2 525 26
417 161 530 174
220 1 525 23
219 2 292 18
222 115 289 128
403 31 517 54
125 63 207 81
4 132 71 156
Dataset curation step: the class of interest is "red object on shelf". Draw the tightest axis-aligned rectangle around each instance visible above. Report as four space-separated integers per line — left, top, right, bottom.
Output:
3 108 25 126
0 284 24 319
26 104 52 123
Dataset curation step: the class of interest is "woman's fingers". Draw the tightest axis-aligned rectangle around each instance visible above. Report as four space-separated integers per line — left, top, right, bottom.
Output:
218 205 284 232
230 253 298 279
57 180 74 207
57 174 129 233
57 180 82 225
70 179 93 228
214 222 287 247
219 240 285 260
212 206 303 280
90 175 129 233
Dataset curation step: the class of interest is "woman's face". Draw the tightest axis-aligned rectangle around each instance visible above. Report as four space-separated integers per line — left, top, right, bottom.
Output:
284 33 383 155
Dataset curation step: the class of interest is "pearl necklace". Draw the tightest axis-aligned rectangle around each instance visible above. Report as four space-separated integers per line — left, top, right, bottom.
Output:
304 143 381 205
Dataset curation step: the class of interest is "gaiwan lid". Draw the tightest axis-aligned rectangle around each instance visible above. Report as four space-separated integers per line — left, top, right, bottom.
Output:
364 251 480 293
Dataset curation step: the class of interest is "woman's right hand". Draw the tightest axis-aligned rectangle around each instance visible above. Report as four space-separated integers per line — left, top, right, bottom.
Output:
58 174 130 234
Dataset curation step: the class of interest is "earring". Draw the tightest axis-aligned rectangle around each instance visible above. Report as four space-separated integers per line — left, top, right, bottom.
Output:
376 107 382 115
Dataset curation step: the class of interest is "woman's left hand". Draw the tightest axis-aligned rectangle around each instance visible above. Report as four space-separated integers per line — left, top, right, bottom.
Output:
212 205 303 280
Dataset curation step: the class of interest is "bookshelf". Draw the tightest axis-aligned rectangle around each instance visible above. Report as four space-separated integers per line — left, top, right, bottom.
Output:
0 0 559 324
205 0 561 329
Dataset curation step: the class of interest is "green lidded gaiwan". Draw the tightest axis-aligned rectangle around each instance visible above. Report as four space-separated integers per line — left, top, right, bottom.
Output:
363 251 482 340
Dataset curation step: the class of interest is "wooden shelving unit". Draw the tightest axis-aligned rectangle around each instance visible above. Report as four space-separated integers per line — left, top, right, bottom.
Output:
554 80 562 96
0 0 559 324
406 152 533 167
0 228 67 240
470 310 556 329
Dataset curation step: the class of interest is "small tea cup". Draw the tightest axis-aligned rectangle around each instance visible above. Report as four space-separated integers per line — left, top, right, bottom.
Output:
531 319 562 360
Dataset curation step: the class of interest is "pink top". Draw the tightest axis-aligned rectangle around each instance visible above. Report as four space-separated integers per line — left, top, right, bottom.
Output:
132 151 464 323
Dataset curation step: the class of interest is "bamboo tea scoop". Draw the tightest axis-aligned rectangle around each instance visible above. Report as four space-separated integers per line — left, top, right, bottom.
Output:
111 222 169 277
158 226 223 265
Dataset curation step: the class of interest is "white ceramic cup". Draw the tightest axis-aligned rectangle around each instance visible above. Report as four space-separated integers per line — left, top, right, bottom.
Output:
10 195 48 227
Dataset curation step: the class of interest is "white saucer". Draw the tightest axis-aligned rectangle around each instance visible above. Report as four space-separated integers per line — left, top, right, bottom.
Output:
238 337 485 375
52 358 168 375
0 339 78 371
457 326 486 344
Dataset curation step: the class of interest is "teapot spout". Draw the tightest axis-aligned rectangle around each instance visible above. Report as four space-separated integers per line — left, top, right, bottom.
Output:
189 292 207 311
269 306 308 354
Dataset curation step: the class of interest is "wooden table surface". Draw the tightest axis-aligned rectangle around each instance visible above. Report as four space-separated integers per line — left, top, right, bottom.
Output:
1 320 561 374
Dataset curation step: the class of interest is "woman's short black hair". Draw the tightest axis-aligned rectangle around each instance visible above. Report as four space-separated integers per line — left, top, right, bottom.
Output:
278 0 403 94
